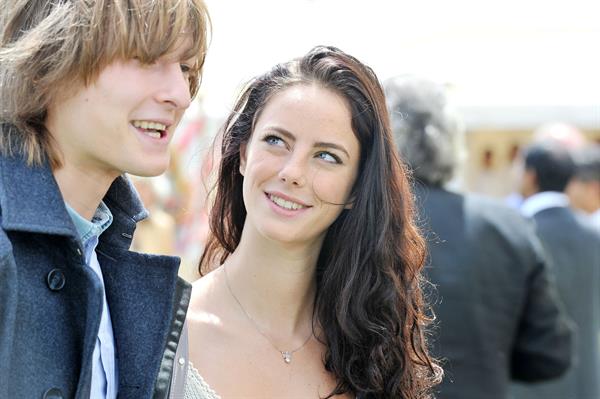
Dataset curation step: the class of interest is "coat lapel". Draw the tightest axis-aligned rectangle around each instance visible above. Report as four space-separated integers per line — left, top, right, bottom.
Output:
98 247 181 398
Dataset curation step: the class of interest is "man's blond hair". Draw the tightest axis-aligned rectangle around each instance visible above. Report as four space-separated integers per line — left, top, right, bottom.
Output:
0 0 210 168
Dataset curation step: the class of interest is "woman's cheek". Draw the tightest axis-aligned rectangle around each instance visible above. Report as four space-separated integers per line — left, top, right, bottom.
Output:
313 173 354 205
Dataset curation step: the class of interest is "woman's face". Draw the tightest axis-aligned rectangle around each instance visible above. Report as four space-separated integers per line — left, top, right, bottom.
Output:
239 83 360 248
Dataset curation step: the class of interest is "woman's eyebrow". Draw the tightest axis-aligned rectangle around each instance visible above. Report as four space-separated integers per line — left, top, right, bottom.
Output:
315 141 350 158
265 126 296 142
264 126 350 158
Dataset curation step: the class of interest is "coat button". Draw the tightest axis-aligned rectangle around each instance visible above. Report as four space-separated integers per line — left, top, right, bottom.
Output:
46 269 66 291
42 387 63 399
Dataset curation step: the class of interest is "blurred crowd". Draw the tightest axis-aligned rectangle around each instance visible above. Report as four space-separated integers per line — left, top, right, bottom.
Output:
385 76 599 399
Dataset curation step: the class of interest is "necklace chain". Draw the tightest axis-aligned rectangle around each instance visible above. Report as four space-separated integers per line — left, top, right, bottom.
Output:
223 265 313 364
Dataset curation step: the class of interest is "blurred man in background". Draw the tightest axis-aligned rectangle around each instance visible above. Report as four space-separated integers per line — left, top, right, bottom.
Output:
566 144 600 233
385 76 573 399
513 141 600 399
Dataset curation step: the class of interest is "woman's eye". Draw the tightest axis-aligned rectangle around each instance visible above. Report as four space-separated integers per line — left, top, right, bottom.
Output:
264 135 285 147
317 152 341 164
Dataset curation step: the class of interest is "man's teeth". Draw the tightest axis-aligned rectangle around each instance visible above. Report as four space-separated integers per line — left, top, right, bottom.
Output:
132 120 167 131
145 132 161 139
269 194 306 210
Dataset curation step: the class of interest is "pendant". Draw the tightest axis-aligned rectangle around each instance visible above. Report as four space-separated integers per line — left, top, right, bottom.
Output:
282 351 292 364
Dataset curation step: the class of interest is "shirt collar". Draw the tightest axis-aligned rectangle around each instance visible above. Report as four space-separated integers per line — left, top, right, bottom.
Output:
521 191 570 218
65 201 113 244
591 209 600 227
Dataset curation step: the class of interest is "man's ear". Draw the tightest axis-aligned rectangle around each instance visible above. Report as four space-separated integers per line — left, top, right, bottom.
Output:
522 168 539 196
239 142 247 176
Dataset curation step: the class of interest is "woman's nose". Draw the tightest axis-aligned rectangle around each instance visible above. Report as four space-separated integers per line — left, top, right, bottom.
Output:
278 155 307 187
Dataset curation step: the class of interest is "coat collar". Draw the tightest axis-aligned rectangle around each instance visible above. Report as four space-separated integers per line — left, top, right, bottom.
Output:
0 151 148 241
0 151 76 236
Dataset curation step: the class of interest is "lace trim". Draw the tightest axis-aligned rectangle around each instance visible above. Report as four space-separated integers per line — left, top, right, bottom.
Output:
185 361 222 399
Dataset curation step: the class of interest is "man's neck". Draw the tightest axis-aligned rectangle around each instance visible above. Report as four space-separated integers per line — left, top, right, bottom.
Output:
53 163 117 220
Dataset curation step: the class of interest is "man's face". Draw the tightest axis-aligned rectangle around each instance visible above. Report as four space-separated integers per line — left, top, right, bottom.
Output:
567 178 600 214
519 168 538 198
46 49 194 180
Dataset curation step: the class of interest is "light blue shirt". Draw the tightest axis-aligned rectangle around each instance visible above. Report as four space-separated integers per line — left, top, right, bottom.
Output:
66 202 118 399
520 191 570 218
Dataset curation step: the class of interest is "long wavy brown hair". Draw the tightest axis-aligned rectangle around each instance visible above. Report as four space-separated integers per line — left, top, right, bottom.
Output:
200 46 442 398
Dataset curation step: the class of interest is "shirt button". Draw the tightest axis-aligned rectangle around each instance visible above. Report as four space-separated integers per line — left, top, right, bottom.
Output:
46 269 66 291
42 387 64 399
178 357 185 366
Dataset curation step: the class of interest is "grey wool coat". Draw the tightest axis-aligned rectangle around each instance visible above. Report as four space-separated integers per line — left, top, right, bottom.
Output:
0 148 190 399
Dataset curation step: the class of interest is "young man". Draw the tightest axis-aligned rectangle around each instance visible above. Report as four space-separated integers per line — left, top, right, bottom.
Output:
0 1 209 398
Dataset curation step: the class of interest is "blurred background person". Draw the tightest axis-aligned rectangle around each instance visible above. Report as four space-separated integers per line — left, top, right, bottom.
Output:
566 144 600 233
384 76 573 399
513 141 600 399
503 123 589 210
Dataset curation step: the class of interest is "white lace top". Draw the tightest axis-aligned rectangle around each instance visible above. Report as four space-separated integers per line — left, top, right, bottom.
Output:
184 362 221 399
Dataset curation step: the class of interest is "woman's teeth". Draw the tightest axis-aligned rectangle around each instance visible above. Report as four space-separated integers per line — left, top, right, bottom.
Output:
269 194 306 210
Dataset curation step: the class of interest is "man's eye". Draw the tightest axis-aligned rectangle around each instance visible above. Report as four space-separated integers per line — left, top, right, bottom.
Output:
317 152 341 164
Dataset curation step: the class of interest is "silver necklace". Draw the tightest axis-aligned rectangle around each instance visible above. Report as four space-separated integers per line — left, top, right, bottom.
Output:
223 265 313 364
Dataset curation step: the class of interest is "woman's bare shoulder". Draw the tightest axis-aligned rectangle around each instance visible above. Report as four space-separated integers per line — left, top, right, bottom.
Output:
188 267 226 324
186 266 236 372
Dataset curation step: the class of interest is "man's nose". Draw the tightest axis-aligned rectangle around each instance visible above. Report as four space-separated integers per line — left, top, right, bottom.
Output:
155 62 192 110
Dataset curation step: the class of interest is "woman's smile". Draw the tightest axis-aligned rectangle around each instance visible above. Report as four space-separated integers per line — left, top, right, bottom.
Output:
265 191 312 217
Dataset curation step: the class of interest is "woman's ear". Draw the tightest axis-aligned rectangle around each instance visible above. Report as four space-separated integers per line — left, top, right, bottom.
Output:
239 142 247 176
344 196 355 210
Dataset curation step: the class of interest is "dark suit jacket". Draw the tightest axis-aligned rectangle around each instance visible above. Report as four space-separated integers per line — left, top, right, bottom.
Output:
415 185 572 399
512 205 600 399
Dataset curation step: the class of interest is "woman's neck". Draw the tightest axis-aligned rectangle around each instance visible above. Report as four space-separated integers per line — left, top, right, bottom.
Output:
223 223 322 340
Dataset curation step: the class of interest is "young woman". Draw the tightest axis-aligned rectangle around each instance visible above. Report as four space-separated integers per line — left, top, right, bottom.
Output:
180 46 441 399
